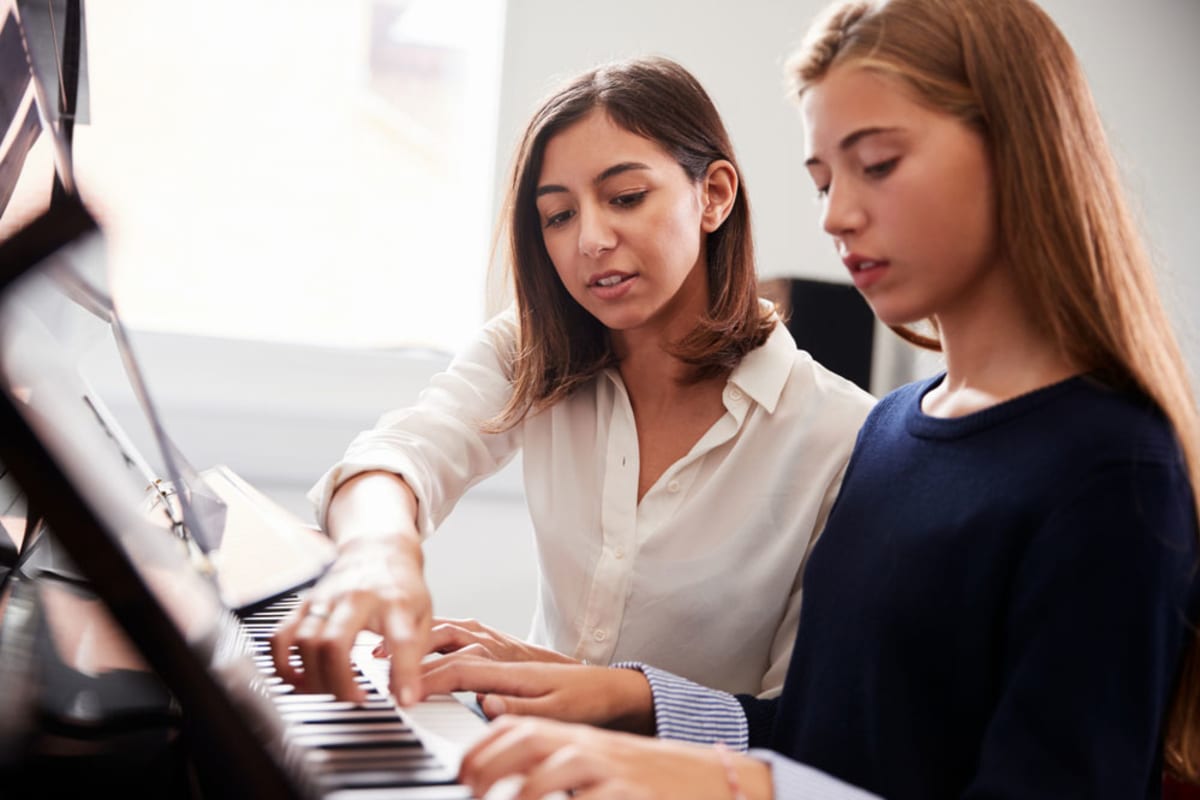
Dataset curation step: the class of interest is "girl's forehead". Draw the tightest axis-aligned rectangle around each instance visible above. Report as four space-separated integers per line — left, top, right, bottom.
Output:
801 67 930 153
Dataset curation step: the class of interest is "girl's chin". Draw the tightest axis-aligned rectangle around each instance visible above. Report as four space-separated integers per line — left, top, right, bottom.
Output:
863 298 931 331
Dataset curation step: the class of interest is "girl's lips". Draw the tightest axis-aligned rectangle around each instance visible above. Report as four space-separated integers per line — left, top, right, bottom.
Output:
848 259 889 291
841 253 887 272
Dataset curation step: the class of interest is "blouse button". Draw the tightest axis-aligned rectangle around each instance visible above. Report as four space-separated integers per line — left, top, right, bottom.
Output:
667 480 681 493
613 546 625 559
593 629 608 642
728 387 743 402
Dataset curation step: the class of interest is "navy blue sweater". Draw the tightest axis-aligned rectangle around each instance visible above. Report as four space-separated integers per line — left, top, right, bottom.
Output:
739 375 1199 799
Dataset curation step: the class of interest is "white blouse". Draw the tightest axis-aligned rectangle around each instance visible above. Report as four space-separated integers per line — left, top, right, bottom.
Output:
309 307 875 697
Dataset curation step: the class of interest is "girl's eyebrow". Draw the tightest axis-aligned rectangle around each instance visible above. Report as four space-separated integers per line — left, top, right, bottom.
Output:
805 126 902 167
537 162 651 197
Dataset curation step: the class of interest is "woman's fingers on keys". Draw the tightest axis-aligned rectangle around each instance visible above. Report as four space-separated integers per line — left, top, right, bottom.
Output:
385 605 428 706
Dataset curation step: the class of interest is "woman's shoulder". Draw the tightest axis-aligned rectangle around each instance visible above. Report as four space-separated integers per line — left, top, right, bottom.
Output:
480 305 520 346
767 322 877 410
447 305 520 376
771 354 876 442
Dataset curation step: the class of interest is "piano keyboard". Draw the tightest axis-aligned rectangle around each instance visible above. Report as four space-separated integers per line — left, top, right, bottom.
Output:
238 594 486 799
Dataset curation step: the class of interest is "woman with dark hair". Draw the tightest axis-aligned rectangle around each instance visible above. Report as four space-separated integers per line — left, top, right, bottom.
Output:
270 56 874 708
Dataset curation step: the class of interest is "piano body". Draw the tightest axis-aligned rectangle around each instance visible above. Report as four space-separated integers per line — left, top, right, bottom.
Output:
0 198 489 798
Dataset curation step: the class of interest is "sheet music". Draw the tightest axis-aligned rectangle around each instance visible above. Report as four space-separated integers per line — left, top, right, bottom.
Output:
43 249 229 553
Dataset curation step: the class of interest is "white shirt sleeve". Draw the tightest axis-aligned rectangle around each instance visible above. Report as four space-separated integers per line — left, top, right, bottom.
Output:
307 310 524 537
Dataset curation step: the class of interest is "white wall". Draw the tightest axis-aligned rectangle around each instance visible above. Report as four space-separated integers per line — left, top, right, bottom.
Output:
1044 0 1200 374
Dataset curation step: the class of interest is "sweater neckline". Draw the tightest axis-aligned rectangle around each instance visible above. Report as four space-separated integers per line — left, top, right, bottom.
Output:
905 372 1090 440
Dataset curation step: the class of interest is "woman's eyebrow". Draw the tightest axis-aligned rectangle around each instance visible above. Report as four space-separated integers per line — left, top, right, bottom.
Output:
537 162 651 197
595 161 650 184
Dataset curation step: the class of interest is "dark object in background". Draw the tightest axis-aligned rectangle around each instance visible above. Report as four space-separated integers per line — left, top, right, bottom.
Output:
771 277 876 394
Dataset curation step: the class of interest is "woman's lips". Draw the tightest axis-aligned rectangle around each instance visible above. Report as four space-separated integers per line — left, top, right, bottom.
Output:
588 272 638 300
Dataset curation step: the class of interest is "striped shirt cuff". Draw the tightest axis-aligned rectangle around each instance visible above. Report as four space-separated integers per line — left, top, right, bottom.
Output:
749 750 882 800
612 662 748 750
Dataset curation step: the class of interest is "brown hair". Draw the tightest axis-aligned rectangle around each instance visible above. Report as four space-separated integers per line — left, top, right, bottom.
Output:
493 56 773 427
788 0 1200 780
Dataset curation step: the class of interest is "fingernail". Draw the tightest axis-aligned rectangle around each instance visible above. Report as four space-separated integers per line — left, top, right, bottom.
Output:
482 695 506 717
399 687 416 706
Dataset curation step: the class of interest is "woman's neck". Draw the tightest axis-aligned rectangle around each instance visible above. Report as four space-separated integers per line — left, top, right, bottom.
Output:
616 337 695 410
610 263 712 407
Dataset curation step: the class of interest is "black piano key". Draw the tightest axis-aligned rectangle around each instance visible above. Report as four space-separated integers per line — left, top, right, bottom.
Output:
286 721 415 738
286 730 421 749
305 748 436 767
314 756 444 775
324 785 473 799
316 766 457 790
282 708 412 725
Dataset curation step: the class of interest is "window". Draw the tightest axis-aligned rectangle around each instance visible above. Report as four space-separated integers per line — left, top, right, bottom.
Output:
10 0 507 353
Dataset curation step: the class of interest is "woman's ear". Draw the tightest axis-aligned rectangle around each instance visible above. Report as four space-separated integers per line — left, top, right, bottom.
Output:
700 160 738 233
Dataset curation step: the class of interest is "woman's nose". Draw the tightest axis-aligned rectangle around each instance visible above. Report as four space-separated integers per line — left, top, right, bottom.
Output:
578 210 616 258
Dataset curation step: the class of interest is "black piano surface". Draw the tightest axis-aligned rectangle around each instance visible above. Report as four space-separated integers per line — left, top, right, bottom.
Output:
0 527 475 799
0 466 478 799
0 519 189 797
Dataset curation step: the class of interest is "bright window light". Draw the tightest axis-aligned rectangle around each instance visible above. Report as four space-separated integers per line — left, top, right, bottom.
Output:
45 0 506 353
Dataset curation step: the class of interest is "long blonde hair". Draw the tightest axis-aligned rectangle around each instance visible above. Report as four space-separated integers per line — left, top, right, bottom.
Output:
789 0 1200 780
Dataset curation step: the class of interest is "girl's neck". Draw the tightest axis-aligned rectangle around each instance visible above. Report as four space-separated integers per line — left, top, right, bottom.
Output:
923 273 1079 418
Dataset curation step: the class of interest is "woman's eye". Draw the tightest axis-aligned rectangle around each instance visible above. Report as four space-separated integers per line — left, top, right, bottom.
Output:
815 184 830 199
611 191 647 208
543 209 574 229
864 157 899 179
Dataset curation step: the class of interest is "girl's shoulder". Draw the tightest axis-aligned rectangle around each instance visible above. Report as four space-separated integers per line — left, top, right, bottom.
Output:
874 372 1182 467
1059 376 1182 465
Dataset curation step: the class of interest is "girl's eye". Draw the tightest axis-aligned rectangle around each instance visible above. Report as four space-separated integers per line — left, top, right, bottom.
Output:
544 209 575 229
864 157 899 179
611 191 647 208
